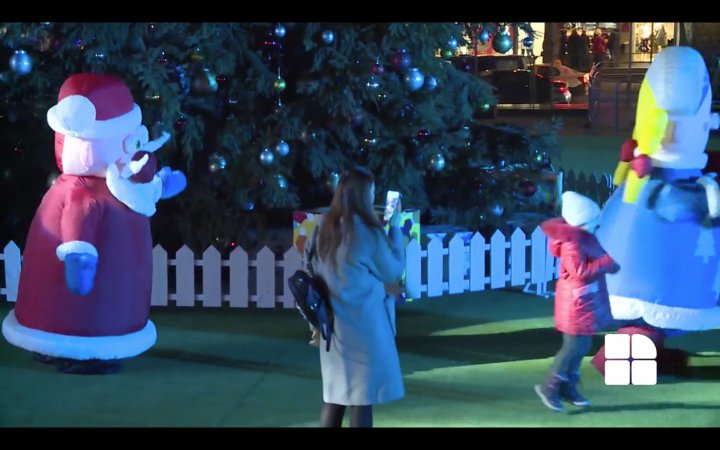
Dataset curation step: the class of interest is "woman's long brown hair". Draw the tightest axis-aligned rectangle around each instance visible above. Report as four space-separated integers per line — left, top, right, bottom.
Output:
317 166 383 271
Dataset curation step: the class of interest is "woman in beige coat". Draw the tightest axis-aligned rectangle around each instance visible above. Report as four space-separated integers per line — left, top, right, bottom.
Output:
304 166 406 427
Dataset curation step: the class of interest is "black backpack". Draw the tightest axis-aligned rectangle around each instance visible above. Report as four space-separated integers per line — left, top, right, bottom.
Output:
288 229 334 351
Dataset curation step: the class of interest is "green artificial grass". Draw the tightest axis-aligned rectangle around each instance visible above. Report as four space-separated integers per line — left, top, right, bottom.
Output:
2 290 719 427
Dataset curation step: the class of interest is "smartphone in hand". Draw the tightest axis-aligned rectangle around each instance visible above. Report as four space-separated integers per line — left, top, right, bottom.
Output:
384 190 401 222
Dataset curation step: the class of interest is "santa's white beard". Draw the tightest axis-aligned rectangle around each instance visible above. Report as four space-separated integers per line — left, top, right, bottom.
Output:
105 163 163 217
61 136 121 176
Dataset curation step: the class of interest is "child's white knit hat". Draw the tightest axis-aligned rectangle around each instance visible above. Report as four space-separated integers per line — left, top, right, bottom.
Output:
561 191 601 227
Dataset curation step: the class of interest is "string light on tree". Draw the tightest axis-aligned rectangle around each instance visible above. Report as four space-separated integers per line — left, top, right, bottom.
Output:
275 174 288 190
367 74 380 89
447 37 458 50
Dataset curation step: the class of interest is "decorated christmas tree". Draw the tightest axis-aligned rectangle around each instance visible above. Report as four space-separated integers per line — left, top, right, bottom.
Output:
0 22 559 252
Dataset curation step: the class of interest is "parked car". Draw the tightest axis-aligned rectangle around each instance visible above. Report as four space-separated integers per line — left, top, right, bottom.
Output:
534 62 590 96
451 55 572 106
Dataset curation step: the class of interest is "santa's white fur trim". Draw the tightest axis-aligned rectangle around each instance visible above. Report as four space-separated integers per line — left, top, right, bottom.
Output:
2 309 157 360
610 295 720 330
105 164 162 217
56 241 98 261
48 100 141 139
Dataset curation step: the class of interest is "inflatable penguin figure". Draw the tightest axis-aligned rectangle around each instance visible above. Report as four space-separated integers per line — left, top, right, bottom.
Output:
591 47 720 376
2 74 187 374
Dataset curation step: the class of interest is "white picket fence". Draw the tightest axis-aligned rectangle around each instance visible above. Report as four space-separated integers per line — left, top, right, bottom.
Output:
0 226 559 308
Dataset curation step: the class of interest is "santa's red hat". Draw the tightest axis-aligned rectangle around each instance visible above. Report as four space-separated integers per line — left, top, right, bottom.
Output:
47 73 141 139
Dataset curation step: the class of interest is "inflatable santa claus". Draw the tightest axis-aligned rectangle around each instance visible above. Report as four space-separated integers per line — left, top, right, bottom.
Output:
591 47 720 376
2 73 186 374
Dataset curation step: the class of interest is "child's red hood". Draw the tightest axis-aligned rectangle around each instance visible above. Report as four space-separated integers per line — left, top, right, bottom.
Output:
541 217 592 257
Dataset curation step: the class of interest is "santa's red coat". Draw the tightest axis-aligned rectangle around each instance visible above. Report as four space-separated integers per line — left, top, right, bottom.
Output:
15 174 153 339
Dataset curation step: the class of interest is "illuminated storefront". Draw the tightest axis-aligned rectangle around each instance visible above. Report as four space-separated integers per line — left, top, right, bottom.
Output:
452 22 680 67
558 22 679 67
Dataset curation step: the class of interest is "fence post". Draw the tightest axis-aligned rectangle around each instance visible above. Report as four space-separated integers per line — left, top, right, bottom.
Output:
151 245 168 306
405 239 422 299
448 234 465 294
202 246 222 307
469 233 486 292
175 246 195 307
510 228 528 286
282 247 302 309
229 246 249 308
255 246 276 308
426 237 444 297
490 230 507 289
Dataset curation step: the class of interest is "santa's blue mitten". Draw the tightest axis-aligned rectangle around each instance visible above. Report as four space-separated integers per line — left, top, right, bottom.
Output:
64 253 98 296
158 166 187 199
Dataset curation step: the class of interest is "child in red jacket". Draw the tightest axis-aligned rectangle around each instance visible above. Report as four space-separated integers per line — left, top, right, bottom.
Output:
535 191 620 412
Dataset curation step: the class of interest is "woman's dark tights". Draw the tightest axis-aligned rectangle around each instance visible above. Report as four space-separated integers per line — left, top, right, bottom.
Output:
319 402 373 428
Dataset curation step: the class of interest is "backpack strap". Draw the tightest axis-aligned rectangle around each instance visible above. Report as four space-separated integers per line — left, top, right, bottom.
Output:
307 225 320 276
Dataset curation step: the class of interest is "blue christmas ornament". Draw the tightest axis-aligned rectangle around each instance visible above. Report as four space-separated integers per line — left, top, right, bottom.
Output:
404 68 425 92
492 32 512 54
478 29 491 44
275 140 290 157
275 174 288 190
321 30 335 45
447 37 458 50
274 24 286 38
260 148 275 165
424 76 438 91
9 50 33 76
430 153 445 171
523 36 534 48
